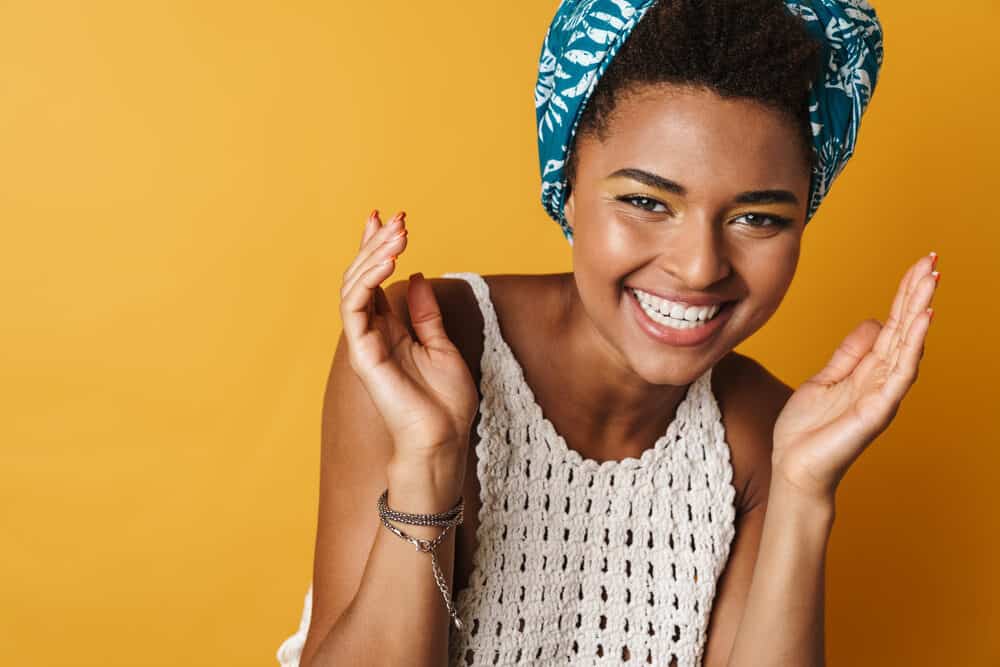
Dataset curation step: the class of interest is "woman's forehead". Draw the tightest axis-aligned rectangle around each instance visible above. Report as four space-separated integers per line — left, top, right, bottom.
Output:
580 86 810 194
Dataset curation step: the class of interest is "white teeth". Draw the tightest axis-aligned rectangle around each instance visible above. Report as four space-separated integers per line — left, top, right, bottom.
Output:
630 288 726 330
631 288 722 324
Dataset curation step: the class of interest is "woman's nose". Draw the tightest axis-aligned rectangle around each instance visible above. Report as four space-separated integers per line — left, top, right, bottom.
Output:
659 216 730 290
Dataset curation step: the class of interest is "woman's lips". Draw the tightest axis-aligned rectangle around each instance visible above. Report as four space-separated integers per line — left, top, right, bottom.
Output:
627 288 736 347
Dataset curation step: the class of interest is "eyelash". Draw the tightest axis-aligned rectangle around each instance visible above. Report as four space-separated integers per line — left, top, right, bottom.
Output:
617 194 793 229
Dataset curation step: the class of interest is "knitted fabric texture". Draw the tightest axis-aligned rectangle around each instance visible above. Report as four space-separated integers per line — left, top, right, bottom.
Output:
441 272 737 666
274 272 739 667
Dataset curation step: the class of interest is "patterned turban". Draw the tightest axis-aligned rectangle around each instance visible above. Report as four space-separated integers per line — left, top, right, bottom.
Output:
535 0 885 244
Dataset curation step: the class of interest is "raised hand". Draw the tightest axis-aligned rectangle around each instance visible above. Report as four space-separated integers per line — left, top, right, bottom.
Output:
771 252 940 503
339 209 479 464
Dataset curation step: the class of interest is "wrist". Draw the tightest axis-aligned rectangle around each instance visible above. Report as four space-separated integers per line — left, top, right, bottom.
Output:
386 453 466 515
769 474 837 524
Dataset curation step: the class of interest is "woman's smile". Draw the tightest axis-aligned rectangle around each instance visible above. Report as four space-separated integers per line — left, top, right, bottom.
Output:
625 285 737 347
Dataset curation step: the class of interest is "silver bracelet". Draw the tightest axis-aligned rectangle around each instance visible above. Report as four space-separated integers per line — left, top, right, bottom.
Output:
376 488 466 632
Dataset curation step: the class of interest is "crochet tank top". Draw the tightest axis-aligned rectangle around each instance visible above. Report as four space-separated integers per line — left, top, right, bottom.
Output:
440 272 738 667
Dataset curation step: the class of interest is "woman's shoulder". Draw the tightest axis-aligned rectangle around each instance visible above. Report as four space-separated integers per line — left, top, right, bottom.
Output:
382 271 564 385
713 352 795 512
380 272 521 386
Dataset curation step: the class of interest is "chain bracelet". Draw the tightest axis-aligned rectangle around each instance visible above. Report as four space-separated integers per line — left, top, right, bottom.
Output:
376 489 466 632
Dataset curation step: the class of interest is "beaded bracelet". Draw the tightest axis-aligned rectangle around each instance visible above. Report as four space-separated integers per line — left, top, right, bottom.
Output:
376 488 466 631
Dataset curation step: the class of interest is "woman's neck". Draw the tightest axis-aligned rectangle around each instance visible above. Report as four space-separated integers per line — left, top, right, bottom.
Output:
505 271 693 463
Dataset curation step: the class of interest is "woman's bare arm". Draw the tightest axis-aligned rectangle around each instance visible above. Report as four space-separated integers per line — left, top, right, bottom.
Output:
300 279 469 667
702 356 832 667
723 479 834 666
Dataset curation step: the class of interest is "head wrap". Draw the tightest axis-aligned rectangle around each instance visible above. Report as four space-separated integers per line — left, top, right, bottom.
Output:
535 0 885 244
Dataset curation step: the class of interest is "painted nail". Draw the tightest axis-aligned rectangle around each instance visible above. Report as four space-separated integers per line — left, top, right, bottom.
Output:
931 270 940 283
929 251 938 267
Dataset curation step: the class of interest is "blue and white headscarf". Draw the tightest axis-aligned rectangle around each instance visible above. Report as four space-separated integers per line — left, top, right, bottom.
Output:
535 0 885 244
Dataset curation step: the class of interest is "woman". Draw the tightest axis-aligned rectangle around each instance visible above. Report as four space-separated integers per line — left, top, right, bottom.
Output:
279 1 937 665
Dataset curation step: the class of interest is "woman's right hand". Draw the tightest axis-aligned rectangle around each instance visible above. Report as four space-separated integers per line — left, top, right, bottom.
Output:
339 209 479 465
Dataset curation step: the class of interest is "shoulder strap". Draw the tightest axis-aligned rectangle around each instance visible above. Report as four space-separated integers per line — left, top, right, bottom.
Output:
440 271 504 359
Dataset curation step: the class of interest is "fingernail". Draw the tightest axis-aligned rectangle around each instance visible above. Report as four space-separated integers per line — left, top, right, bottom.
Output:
931 270 940 283
929 251 938 267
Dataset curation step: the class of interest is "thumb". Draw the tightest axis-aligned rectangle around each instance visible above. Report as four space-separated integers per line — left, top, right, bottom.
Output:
406 272 451 349
811 318 882 386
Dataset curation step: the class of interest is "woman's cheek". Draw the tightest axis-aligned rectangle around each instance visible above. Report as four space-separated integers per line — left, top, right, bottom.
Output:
590 210 648 260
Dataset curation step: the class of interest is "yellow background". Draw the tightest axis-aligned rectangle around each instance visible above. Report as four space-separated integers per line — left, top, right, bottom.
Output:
2 1 997 665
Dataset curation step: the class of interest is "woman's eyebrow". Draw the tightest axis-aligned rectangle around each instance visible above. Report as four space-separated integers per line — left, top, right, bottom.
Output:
606 167 800 206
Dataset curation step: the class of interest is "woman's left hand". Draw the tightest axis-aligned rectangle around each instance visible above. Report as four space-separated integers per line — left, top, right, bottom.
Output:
770 252 940 504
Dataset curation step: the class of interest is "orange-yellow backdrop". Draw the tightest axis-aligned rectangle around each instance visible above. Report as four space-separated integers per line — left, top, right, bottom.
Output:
2 1 997 665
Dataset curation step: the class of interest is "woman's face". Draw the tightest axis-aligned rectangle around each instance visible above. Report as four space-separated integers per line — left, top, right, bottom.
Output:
563 83 811 384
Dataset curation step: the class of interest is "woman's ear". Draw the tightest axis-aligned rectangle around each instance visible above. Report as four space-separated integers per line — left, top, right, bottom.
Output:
563 185 575 232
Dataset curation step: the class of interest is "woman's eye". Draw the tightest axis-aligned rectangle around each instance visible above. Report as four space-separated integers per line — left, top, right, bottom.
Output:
733 212 791 229
620 195 668 213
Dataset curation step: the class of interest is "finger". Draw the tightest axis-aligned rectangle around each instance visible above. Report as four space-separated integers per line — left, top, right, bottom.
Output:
360 210 381 322
406 272 453 350
811 318 882 386
342 227 409 301
340 256 397 343
890 270 938 369
344 211 406 287
872 259 918 359
884 254 936 358
882 306 932 405
359 208 380 251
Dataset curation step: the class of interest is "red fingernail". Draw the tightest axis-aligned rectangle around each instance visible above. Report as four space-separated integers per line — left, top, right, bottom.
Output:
931 270 940 283
929 251 938 267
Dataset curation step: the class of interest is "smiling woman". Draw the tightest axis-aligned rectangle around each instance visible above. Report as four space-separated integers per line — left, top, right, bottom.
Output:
564 85 811 366
275 2 941 667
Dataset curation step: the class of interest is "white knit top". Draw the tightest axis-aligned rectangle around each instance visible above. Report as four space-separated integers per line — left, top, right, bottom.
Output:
275 271 737 667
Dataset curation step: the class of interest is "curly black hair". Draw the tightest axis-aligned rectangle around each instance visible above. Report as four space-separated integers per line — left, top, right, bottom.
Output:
564 0 823 194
